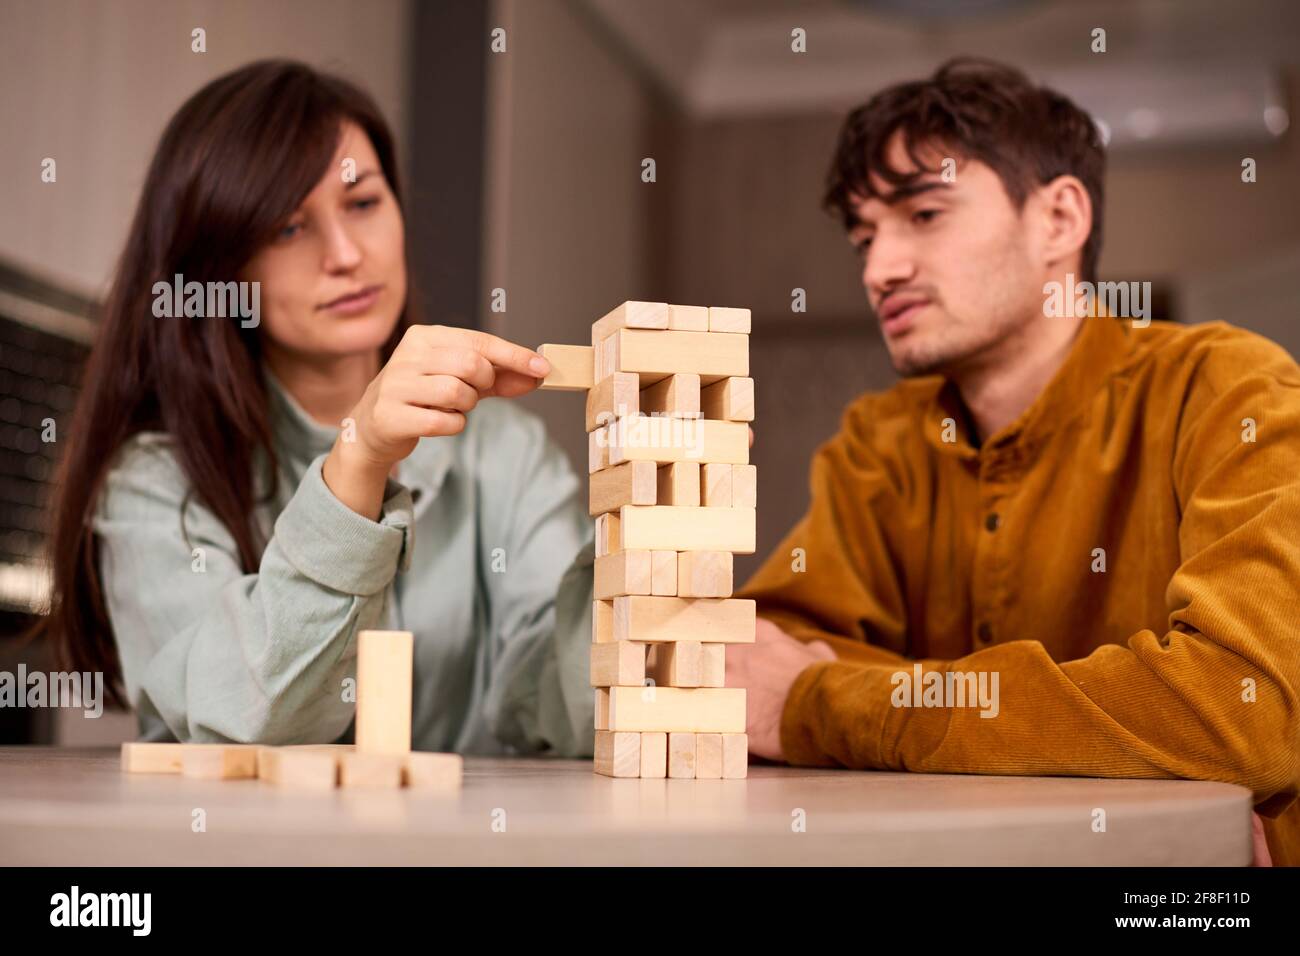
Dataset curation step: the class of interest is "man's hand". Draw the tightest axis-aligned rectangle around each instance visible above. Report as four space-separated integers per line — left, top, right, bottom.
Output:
726 617 836 762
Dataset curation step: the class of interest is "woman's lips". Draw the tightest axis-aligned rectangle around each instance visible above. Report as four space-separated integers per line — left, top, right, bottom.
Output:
321 285 383 315
882 300 927 335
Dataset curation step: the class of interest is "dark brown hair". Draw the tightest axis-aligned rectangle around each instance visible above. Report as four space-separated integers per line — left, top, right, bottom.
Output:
824 57 1106 282
37 60 411 706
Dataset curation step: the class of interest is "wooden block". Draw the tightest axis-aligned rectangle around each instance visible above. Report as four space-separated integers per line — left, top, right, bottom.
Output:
609 328 748 385
591 301 669 347
594 730 641 777
589 427 610 474
722 733 748 778
731 464 757 509
120 742 184 774
651 550 677 596
619 505 755 553
593 599 613 643
656 462 700 507
595 511 621 557
594 549 653 599
180 744 259 780
537 344 594 391
667 304 709 331
340 751 403 788
639 373 701 419
590 460 656 516
701 463 732 507
586 371 640 432
668 732 697 778
700 643 726 687
677 551 733 598
708 306 751 334
700 376 754 422
356 630 413 756
696 733 723 779
598 686 746 733
647 640 702 687
404 752 464 790
640 732 668 778
613 596 756 644
607 417 749 467
257 747 339 790
590 640 647 687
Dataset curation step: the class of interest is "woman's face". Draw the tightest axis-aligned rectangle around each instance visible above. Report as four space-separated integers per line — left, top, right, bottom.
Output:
243 120 406 360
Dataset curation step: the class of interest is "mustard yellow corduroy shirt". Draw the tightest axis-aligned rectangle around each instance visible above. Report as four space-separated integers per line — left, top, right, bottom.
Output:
737 315 1300 865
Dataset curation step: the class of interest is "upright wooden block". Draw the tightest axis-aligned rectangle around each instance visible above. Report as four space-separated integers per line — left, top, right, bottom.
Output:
590 460 656 516
594 549 653 599
595 511 622 556
120 742 184 774
590 640 647 687
340 751 403 788
640 732 668 778
594 731 641 778
700 377 754 422
667 304 709 331
708 306 751 334
591 301 669 347
696 733 723 779
677 551 734 598
596 686 746 733
656 462 701 507
607 417 749 466
589 427 610 474
640 373 701 419
668 732 697 778
722 733 748 778
612 596 756 644
651 550 678 596
404 752 464 790
257 747 339 790
619 505 755 553
593 599 613 643
586 371 640 432
356 630 413 757
537 344 594 391
701 463 732 507
731 464 757 509
180 744 259 780
609 328 748 385
700 643 726 687
647 640 703 687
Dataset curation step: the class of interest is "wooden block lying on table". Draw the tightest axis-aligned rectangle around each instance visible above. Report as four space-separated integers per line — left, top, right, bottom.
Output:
590 460 656 516
609 595 756 644
257 747 339 790
677 551 733 598
619 505 755 553
595 686 746 733
696 733 723 779
701 463 732 507
700 376 754 422
595 511 621 557
594 730 641 778
656 462 700 507
591 301 669 347
607 418 749 466
340 751 403 788
668 732 697 778
404 752 464 790
646 640 702 687
700 643 726 687
356 630 413 756
590 639 647 687
667 304 709 331
608 328 748 385
651 550 677 595
121 741 184 774
640 732 668 778
181 744 259 780
594 549 652 599
640 373 700 419
708 306 751 334
537 344 594 391
722 733 748 778
586 371 639 432
731 464 757 509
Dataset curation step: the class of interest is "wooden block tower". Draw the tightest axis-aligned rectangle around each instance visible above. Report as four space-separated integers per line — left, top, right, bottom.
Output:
539 301 755 779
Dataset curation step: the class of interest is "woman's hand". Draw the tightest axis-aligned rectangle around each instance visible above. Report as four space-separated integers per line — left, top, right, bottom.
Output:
323 325 551 519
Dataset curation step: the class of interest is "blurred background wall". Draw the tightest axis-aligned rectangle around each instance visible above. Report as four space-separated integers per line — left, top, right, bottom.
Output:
0 0 1295 740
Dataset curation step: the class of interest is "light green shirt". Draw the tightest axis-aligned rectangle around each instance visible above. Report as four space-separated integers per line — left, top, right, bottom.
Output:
93 372 596 756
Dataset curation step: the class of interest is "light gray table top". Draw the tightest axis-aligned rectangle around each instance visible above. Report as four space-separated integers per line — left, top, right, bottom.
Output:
0 747 1253 865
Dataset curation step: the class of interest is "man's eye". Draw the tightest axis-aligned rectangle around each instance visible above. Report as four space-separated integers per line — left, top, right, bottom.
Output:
855 237 873 255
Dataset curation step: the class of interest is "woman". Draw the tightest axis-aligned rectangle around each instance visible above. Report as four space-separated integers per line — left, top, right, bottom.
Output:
39 60 595 755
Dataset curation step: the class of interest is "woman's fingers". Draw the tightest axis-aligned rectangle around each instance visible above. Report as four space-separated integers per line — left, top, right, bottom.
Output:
401 374 480 413
486 368 543 398
419 325 550 381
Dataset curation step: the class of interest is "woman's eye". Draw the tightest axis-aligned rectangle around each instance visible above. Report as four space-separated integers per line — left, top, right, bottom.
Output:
913 209 941 224
350 196 380 211
279 221 303 240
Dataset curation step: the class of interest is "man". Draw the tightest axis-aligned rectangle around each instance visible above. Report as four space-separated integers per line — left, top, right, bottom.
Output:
730 58 1300 865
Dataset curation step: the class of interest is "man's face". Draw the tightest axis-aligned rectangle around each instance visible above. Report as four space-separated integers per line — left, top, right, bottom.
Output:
847 132 1044 378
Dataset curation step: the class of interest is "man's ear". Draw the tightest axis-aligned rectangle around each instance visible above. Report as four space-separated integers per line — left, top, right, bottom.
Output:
1034 174 1092 275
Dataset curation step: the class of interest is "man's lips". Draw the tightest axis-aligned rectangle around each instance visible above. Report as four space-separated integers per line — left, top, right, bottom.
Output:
320 284 383 311
879 296 930 322
878 297 930 334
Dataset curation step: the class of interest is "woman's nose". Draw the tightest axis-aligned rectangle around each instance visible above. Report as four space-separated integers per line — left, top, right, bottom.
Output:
322 220 363 273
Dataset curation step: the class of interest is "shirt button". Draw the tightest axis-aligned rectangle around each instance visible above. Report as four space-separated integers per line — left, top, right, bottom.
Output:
976 622 993 643
984 512 1000 532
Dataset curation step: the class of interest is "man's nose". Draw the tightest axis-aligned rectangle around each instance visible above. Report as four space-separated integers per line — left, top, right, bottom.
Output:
864 235 916 303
